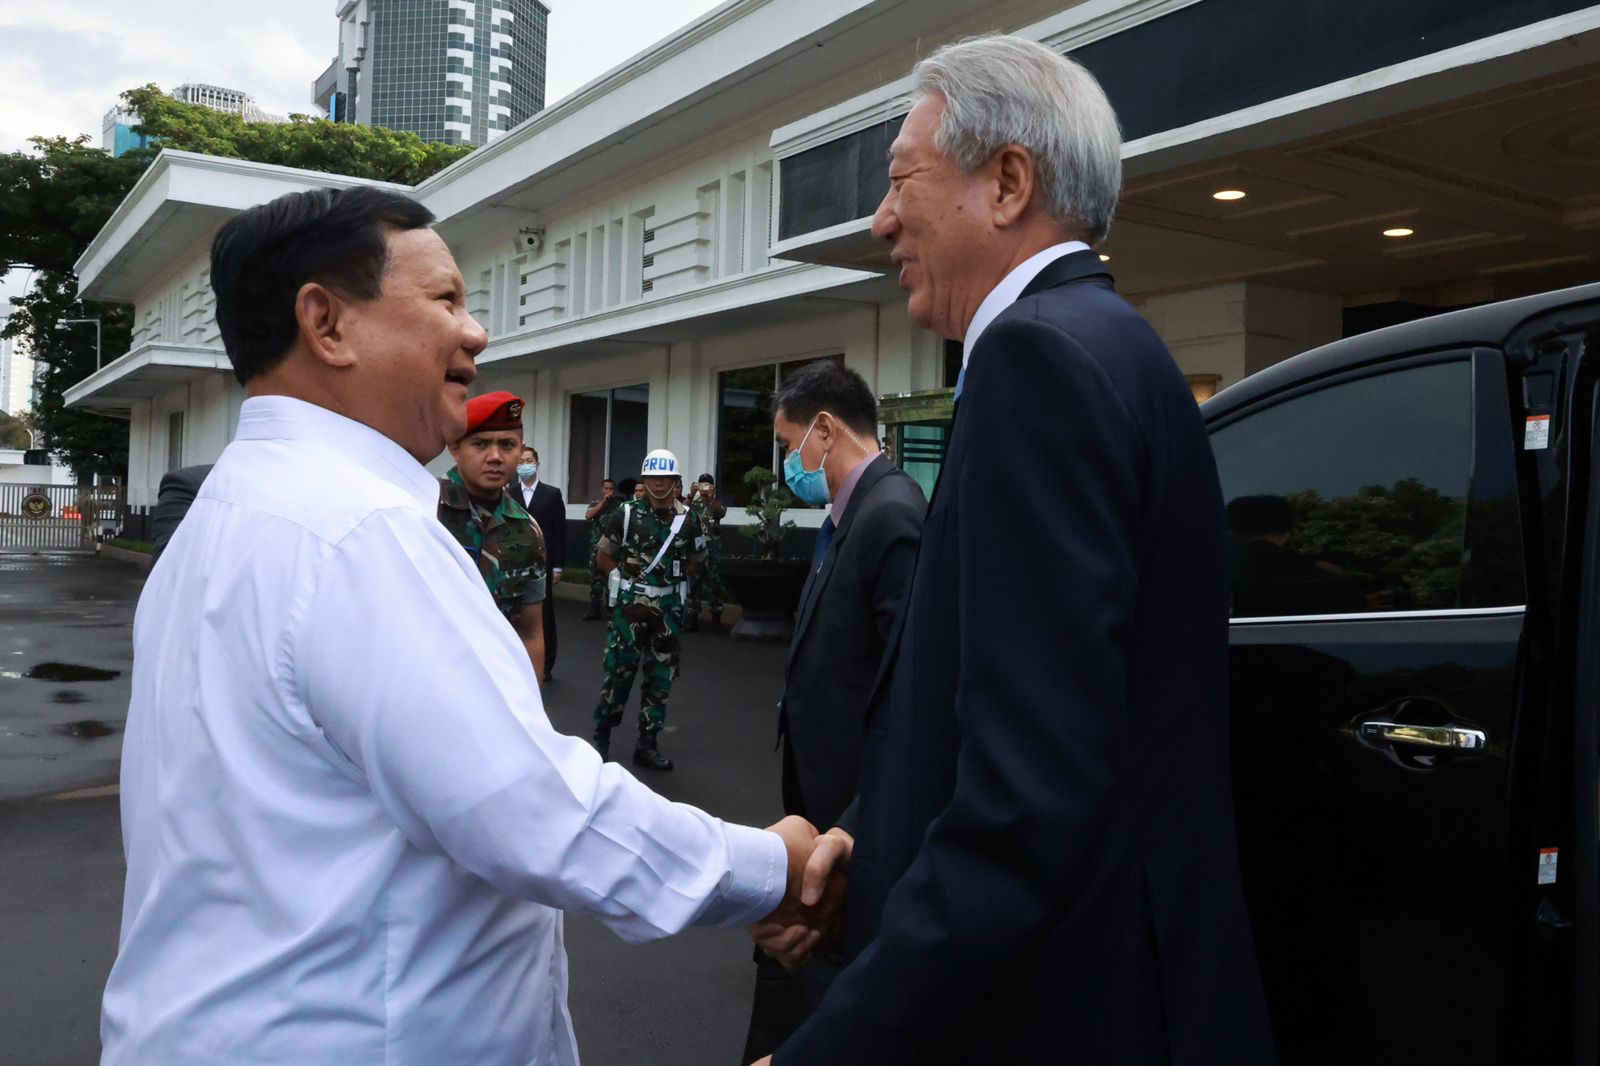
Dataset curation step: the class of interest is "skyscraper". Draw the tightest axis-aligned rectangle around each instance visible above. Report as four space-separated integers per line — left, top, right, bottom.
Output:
313 0 548 146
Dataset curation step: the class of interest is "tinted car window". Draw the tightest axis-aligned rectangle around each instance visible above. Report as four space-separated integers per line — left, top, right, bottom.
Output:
1210 359 1472 617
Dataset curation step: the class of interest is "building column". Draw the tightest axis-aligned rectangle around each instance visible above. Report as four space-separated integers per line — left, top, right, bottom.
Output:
1139 282 1342 398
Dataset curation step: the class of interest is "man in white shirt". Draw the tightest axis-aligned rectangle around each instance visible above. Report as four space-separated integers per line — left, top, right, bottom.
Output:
101 185 820 1065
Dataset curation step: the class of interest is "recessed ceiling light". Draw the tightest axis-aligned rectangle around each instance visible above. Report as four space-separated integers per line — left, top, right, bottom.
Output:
1212 189 1247 202
1382 227 1415 238
1098 254 1111 262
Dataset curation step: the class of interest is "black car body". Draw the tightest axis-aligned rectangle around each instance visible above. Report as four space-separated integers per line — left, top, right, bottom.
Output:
1203 282 1600 1065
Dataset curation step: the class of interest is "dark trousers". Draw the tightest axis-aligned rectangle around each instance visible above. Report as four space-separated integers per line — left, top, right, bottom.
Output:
741 949 841 1063
542 592 558 675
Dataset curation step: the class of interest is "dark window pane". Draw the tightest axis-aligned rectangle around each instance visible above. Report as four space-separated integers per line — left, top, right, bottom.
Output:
717 364 775 507
610 384 650 483
1210 360 1473 618
943 338 962 389
567 390 608 495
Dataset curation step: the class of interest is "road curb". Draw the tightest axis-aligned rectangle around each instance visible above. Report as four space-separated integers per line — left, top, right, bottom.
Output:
98 544 152 571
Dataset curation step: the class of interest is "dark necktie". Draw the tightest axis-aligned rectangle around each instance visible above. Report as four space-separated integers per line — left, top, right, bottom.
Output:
809 516 836 573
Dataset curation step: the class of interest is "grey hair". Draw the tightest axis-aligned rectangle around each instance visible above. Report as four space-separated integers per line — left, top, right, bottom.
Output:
911 34 1122 243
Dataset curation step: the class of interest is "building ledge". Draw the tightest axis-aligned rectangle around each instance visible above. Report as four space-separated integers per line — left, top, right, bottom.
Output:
64 343 231 415
478 261 884 367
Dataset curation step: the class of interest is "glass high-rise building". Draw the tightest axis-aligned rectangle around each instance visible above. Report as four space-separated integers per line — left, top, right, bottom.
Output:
312 0 549 146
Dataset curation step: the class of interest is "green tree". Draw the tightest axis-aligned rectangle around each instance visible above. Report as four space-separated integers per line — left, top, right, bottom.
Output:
0 85 473 475
0 410 31 449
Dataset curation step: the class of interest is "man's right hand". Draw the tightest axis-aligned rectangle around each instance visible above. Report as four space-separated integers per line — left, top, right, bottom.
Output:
749 824 853 971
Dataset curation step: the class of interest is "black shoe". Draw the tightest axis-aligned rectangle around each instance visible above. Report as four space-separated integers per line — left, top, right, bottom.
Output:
590 726 611 760
582 609 603 621
632 734 674 771
709 612 725 634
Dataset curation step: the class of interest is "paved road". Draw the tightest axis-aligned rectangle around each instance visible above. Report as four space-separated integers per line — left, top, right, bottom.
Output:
0 553 795 1066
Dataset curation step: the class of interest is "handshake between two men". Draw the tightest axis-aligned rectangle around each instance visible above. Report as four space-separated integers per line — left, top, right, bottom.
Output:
756 818 856 971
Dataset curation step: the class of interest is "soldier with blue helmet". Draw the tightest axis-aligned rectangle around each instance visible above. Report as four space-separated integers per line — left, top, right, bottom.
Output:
590 448 708 770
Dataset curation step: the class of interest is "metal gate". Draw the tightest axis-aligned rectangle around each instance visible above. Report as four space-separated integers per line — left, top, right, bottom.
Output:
0 483 123 552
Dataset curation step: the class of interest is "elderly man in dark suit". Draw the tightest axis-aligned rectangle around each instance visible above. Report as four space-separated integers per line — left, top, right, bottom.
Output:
752 35 1274 1066
512 446 567 682
741 360 925 1062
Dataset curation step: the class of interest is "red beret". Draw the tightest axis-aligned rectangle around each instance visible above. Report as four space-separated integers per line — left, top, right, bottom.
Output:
463 391 524 437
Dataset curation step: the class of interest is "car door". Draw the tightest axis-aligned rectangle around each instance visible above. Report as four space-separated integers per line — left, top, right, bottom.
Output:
1208 350 1527 1065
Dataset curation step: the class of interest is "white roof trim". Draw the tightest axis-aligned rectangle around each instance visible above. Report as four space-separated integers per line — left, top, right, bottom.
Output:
75 150 410 301
63 341 231 410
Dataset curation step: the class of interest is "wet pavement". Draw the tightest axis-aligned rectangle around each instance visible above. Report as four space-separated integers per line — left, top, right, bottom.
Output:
1 553 797 1065
0 551 140 805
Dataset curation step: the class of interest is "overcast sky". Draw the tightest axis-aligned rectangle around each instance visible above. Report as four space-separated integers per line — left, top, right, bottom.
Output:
0 0 727 311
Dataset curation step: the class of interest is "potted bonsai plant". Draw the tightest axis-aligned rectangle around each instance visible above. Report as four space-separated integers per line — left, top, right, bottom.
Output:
719 466 811 641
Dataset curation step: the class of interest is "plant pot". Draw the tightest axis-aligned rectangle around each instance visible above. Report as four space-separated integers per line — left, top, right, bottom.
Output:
719 556 810 641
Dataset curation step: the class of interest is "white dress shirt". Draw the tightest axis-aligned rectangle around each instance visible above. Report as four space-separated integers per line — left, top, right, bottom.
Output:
961 240 1091 364
102 396 784 1065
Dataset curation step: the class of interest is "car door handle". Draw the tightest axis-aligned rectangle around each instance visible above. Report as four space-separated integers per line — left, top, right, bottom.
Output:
1358 721 1488 751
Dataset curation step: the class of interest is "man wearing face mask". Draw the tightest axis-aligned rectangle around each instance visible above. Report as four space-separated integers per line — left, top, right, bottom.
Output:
743 360 927 1060
590 449 708 770
512 446 567 683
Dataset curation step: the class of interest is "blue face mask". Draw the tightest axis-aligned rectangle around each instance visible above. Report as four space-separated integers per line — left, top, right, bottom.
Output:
783 418 831 506
517 463 537 481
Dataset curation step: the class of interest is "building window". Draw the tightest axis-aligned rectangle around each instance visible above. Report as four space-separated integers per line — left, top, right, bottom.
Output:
568 384 649 497
166 411 185 473
715 355 842 506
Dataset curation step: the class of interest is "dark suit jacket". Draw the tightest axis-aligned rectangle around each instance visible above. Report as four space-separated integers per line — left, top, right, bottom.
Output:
780 454 925 831
778 250 1275 1065
150 464 213 565
514 480 566 569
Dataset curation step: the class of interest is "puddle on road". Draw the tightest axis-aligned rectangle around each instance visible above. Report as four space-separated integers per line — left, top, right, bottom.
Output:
51 690 89 704
53 720 120 739
20 662 122 682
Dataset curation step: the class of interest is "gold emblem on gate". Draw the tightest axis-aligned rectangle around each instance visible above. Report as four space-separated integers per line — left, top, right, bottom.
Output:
21 492 52 519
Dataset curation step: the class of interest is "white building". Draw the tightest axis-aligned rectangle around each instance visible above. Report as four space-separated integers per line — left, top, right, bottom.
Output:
1 331 37 416
169 83 284 123
65 0 1600 548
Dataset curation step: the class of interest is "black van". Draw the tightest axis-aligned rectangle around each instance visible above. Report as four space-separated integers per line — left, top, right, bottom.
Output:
1203 282 1600 1065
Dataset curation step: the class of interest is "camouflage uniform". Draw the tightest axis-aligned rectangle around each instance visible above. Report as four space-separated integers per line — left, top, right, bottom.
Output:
437 469 548 618
686 494 725 624
586 494 623 615
593 497 707 741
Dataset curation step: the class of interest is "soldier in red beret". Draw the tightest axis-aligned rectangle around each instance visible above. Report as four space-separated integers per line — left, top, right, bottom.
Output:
438 391 548 680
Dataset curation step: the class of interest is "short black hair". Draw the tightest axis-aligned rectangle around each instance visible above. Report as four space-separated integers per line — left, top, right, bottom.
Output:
616 477 638 496
696 473 714 484
1226 495 1295 538
210 185 436 385
601 477 616 486
771 360 877 435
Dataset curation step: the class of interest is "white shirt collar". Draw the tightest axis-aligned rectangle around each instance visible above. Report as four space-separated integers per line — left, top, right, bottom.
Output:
962 241 1091 366
234 395 440 512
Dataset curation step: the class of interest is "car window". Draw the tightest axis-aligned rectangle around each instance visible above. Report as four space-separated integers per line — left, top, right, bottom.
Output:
1210 360 1473 618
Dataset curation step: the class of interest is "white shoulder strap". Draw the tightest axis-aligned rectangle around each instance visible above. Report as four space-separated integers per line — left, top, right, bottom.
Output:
641 513 687 576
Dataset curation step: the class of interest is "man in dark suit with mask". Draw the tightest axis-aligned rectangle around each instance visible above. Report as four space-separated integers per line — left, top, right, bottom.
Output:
511 446 566 682
741 360 925 1062
752 35 1274 1066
